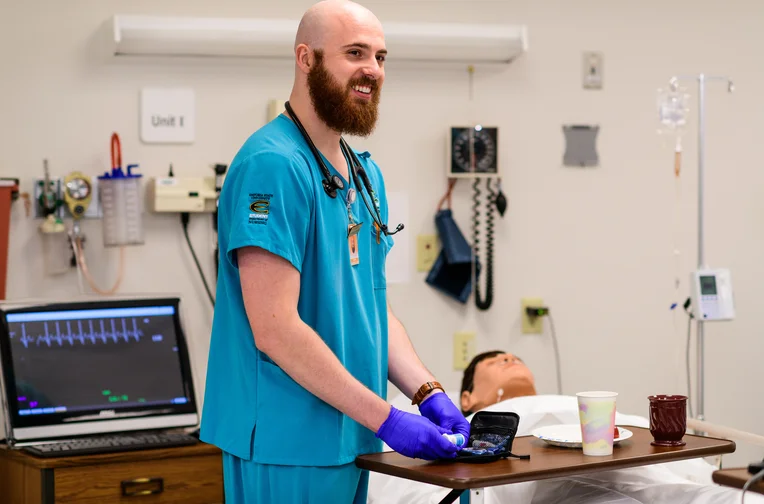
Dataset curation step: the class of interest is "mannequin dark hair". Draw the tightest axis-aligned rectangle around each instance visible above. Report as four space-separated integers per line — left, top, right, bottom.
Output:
460 350 504 415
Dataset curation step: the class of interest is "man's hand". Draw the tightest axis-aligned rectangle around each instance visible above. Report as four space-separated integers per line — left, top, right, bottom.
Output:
385 303 470 442
419 392 471 440
376 406 459 460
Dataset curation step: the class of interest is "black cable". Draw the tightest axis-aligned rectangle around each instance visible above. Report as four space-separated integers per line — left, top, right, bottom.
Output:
213 193 219 280
352 164 384 235
526 306 563 395
213 203 220 281
742 468 764 504
213 224 219 279
341 139 404 237
285 101 343 198
339 141 379 228
473 178 494 310
181 213 215 307
471 177 480 294
683 297 694 418
477 178 495 310
547 312 563 395
472 177 480 260
213 163 228 281
686 311 694 419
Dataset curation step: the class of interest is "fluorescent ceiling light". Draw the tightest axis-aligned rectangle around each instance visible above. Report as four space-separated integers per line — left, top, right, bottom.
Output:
111 15 528 64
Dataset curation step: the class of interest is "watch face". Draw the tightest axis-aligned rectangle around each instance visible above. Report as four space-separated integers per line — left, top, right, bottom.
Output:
66 178 91 200
450 126 498 176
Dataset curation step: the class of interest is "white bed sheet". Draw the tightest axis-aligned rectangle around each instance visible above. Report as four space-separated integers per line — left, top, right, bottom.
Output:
367 394 762 504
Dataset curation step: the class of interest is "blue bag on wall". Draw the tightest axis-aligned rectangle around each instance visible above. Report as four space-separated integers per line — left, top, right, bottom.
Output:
425 209 478 304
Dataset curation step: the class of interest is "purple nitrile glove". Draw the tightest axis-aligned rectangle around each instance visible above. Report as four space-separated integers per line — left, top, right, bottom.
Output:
376 406 459 460
419 391 471 440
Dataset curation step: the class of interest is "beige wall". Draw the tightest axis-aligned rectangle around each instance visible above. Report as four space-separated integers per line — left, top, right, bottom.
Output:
2 0 762 466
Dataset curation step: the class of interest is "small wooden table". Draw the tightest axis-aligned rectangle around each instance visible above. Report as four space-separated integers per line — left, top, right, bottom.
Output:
0 441 224 503
713 468 764 495
356 426 735 504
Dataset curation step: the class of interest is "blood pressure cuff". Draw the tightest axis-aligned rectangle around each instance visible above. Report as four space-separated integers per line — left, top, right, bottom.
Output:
425 209 477 304
454 411 530 464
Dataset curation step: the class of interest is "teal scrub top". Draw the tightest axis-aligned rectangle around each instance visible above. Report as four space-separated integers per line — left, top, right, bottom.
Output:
200 114 394 467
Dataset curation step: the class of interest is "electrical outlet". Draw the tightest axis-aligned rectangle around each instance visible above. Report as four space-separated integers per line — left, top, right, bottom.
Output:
583 51 603 89
521 297 544 334
416 234 438 272
453 331 476 370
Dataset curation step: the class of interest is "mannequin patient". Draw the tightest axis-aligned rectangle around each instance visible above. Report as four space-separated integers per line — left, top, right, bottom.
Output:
460 350 536 415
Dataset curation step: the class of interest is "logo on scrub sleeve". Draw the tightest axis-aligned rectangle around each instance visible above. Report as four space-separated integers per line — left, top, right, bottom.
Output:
248 193 272 225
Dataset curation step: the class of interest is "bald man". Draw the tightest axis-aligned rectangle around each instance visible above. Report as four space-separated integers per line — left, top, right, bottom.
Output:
199 1 469 502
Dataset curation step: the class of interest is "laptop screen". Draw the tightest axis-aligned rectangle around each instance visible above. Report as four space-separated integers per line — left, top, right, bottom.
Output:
0 297 198 443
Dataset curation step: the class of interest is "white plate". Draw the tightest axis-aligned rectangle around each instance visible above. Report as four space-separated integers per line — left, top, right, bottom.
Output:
531 424 633 448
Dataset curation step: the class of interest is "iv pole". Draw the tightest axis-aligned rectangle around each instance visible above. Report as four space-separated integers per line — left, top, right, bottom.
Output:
669 73 733 425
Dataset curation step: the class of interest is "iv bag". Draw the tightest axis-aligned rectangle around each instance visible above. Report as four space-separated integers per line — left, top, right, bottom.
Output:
657 86 690 134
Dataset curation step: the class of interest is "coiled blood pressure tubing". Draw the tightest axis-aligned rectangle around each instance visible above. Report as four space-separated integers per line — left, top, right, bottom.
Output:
448 124 507 311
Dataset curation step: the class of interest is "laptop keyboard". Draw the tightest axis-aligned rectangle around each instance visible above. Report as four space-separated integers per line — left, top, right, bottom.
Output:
22 431 198 458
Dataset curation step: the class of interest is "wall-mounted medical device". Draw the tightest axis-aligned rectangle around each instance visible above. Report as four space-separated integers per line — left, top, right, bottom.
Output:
435 123 506 311
32 161 102 220
63 171 93 220
147 177 217 213
447 126 499 178
690 268 735 321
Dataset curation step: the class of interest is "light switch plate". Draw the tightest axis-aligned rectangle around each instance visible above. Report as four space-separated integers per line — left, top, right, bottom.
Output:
453 331 476 370
583 52 603 89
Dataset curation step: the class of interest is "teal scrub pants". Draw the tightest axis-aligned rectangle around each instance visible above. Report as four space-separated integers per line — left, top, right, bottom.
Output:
223 453 369 504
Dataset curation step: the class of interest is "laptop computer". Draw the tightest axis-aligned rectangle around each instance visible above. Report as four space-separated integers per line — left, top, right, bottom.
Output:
0 296 199 456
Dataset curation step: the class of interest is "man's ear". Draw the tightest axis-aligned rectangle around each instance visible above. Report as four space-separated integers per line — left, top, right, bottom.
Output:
295 44 313 73
461 390 475 413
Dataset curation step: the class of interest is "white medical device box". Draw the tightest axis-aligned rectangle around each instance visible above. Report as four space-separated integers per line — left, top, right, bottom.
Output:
690 268 735 321
148 177 217 213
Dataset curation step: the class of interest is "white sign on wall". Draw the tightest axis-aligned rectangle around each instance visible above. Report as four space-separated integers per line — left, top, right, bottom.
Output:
140 88 195 144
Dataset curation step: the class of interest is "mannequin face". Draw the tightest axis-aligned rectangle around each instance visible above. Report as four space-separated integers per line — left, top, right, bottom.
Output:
461 353 536 414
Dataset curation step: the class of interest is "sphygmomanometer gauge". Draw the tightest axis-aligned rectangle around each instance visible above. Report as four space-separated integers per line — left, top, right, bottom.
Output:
448 126 499 178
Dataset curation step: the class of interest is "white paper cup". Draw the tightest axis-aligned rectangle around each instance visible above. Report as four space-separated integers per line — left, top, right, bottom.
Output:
576 391 618 456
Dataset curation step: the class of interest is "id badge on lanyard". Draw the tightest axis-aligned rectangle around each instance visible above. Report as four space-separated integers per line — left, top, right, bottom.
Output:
346 188 361 266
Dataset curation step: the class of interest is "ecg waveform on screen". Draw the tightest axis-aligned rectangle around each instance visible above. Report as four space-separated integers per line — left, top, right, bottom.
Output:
10 318 149 348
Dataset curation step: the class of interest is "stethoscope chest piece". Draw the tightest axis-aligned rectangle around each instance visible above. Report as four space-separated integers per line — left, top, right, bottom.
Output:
322 175 344 198
283 100 403 236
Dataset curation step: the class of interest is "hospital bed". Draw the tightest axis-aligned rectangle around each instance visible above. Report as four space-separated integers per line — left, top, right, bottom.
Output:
366 394 764 504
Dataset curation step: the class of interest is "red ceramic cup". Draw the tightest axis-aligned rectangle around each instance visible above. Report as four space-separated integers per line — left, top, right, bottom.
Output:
648 395 687 447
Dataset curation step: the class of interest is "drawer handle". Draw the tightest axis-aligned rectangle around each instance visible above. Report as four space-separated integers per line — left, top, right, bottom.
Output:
121 477 164 497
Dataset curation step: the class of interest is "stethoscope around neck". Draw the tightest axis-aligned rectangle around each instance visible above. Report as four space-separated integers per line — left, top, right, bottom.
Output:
284 101 404 237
